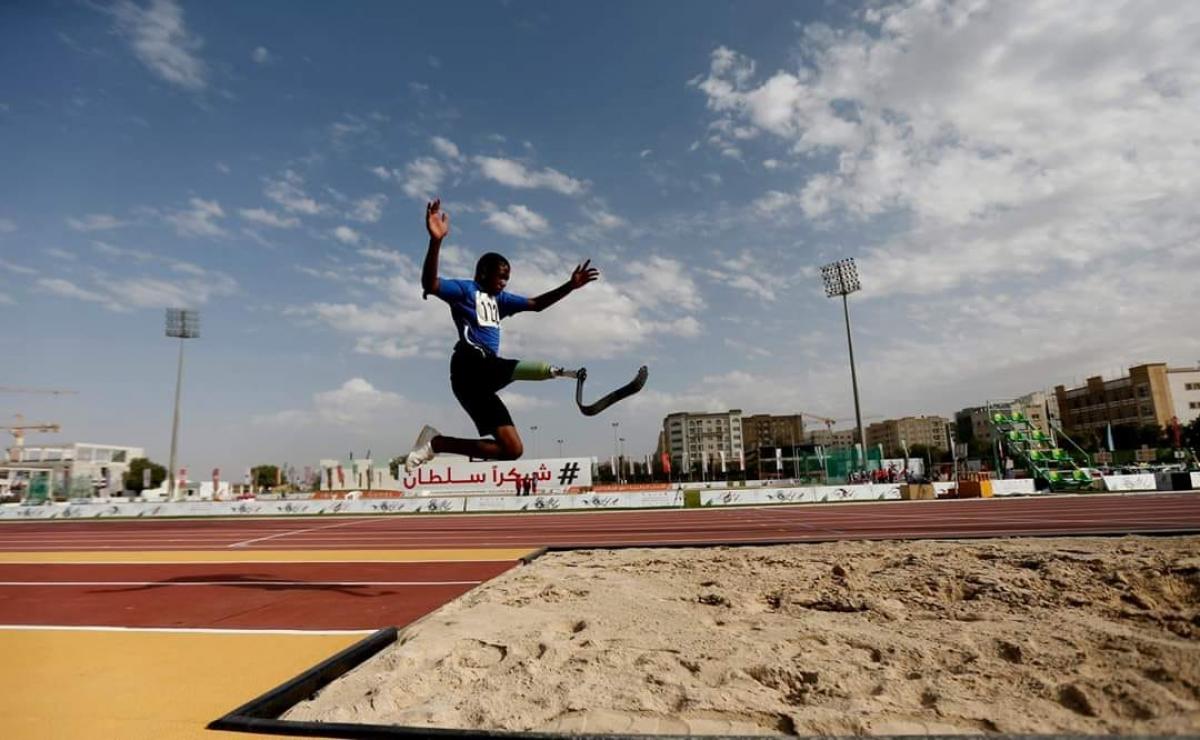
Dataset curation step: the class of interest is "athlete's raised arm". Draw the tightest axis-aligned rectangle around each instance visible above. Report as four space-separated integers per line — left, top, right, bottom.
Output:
421 199 449 299
527 259 599 312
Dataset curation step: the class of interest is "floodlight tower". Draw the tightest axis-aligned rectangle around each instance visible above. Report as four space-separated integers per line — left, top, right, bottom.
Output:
821 259 869 464
165 308 199 502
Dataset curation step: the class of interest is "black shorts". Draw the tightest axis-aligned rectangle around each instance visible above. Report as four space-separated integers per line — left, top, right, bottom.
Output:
450 343 519 436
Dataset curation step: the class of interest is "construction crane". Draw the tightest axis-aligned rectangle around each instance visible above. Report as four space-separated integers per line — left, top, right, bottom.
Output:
6 414 62 462
2 388 72 461
797 410 840 432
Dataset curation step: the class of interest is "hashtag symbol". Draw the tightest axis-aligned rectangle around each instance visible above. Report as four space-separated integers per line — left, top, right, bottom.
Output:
557 462 581 486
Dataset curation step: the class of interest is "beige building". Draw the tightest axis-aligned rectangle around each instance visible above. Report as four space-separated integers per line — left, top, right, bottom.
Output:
662 409 743 473
866 416 951 457
1165 367 1200 426
0 442 146 500
741 413 804 469
1055 363 1200 435
955 390 1059 448
805 427 858 449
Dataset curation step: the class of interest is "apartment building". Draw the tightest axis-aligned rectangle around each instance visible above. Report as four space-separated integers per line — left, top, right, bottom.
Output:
662 409 743 473
955 390 1060 448
1055 363 1200 435
805 427 858 449
865 416 951 457
741 413 804 470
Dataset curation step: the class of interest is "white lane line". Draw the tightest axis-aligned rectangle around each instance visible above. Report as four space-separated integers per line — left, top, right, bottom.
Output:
227 518 370 548
0 580 481 587
0 624 374 635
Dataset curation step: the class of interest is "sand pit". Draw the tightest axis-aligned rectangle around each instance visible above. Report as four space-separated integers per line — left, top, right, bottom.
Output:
287 536 1200 735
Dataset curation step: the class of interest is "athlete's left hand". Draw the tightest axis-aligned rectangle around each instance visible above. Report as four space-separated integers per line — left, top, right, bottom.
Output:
569 260 600 290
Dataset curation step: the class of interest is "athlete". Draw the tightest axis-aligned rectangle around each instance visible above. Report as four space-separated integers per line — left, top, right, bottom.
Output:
399 199 599 473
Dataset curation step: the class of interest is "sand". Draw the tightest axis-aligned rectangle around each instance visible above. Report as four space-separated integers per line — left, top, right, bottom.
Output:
287 536 1200 735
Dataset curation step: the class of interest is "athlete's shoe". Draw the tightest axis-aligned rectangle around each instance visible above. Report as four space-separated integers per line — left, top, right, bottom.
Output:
403 424 440 473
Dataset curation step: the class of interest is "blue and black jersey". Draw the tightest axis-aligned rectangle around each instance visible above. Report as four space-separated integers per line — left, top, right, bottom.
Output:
433 278 531 356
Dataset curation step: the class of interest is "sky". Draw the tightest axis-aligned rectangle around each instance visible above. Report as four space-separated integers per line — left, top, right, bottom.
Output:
1 0 1198 474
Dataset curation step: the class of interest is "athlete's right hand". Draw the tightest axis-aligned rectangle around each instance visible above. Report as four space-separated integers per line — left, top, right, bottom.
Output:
426 199 449 241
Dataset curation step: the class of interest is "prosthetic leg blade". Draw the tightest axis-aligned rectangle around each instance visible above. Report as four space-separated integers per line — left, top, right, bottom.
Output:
575 365 648 416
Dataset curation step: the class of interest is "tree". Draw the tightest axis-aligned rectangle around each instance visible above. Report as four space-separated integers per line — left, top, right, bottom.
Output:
907 444 952 465
251 465 282 489
124 458 167 493
1183 417 1200 451
1110 423 1166 450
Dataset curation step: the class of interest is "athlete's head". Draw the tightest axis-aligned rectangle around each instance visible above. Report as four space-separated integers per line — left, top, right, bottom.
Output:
474 252 510 295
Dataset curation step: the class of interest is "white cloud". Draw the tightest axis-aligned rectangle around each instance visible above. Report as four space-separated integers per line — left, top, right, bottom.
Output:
66 214 127 232
262 379 402 427
332 225 362 245
567 203 628 245
253 377 439 434
239 208 299 229
584 207 625 231
251 46 271 64
330 115 369 144
38 278 119 309
474 156 586 195
701 249 789 302
0 218 16 233
215 161 231 174
750 190 800 215
693 0 1200 299
166 197 226 238
358 247 410 268
45 248 76 261
113 272 236 308
623 256 704 311
496 390 552 411
297 300 421 335
0 293 12 305
353 337 420 360
485 249 706 361
483 204 549 237
38 249 237 312
91 241 153 261
370 165 397 182
0 259 37 275
264 170 325 215
109 0 207 91
349 194 387 223
402 157 445 200
430 136 463 161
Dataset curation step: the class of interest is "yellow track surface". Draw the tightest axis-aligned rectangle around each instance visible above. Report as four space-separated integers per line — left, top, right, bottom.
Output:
0 547 536 563
0 547 534 738
2 628 362 739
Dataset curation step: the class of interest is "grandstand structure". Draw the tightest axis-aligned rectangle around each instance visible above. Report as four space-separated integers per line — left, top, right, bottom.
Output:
987 404 1093 490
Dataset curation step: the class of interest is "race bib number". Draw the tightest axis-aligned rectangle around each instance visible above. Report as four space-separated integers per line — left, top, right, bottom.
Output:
475 292 500 327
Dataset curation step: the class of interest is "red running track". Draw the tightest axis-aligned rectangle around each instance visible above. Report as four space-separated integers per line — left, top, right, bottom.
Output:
2 494 1197 631
0 561 516 630
0 492 1197 551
